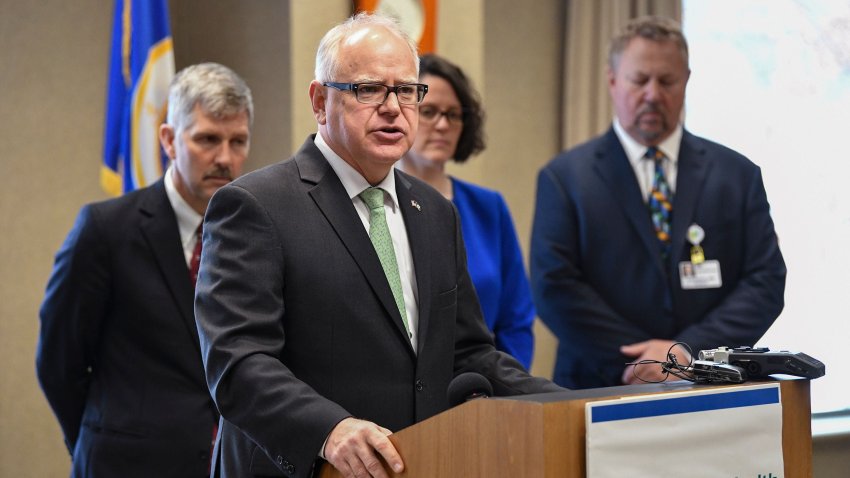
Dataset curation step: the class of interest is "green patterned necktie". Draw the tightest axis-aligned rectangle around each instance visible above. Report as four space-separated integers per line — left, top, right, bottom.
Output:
359 187 410 335
646 146 673 261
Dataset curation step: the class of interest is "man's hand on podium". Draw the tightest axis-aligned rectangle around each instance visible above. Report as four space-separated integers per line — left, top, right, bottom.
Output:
324 417 404 478
620 339 692 384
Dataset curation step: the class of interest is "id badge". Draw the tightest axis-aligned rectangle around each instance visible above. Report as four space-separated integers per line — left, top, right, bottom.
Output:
679 260 722 289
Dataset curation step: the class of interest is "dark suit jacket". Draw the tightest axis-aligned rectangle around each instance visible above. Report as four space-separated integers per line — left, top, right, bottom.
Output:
37 180 218 477
195 137 561 478
530 127 787 389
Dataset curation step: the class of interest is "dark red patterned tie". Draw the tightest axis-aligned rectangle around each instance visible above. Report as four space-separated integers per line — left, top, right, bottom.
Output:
208 422 217 474
190 225 202 287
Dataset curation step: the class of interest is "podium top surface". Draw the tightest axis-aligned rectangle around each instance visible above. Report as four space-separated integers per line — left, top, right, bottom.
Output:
500 377 807 404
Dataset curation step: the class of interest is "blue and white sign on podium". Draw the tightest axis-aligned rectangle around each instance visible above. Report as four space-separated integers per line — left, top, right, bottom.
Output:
586 383 784 477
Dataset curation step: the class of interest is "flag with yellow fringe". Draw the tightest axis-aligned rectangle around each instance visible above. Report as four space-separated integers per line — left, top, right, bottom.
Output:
102 0 174 195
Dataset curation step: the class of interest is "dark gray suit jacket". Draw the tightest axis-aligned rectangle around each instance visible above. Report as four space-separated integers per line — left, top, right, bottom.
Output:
531 127 787 389
37 180 219 477
195 137 561 478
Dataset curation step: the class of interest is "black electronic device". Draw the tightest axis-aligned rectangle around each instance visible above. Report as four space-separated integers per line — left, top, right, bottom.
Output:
698 346 825 379
691 360 747 384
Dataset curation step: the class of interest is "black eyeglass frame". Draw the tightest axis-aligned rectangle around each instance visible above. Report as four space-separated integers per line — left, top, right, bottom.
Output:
418 105 466 125
322 81 429 105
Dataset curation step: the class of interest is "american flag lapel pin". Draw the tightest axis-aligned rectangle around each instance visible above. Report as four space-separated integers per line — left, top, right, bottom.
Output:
410 200 421 211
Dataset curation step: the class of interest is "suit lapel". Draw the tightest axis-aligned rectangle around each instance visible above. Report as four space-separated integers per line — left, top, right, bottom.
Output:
394 171 431 354
297 140 415 354
670 131 711 267
593 129 665 274
138 180 201 353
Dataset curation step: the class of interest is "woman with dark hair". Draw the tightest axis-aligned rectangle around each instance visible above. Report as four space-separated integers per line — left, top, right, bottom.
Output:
399 53 535 369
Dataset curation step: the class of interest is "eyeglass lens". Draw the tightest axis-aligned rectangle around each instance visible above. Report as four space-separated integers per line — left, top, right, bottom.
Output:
357 83 424 105
419 106 463 124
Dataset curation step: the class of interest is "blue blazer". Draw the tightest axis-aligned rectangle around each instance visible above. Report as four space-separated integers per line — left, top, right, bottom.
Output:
452 177 535 369
36 180 218 477
530 127 786 389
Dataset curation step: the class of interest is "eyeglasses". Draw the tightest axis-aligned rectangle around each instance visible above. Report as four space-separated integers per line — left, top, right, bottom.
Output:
419 105 464 126
323 82 429 105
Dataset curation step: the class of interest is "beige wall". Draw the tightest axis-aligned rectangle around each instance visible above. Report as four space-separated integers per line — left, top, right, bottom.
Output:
813 433 850 478
170 0 293 170
1 3 113 476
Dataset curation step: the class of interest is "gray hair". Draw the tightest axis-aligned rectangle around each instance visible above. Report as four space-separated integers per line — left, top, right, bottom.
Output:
166 62 254 133
608 15 689 72
314 12 419 82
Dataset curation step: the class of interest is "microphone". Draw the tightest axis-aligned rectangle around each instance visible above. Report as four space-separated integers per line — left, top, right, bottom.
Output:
447 372 493 407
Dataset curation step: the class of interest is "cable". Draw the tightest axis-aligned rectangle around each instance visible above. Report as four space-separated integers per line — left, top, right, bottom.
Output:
626 342 698 383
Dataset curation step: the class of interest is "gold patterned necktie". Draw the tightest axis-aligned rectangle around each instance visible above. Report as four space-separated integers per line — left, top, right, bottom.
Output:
646 147 673 261
359 187 410 335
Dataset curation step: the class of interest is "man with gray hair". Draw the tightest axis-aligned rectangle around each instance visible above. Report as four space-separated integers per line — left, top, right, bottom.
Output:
194 13 562 478
37 62 252 477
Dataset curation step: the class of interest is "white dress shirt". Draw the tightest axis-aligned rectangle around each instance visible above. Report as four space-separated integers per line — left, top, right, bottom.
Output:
164 166 203 267
613 118 683 202
314 133 420 351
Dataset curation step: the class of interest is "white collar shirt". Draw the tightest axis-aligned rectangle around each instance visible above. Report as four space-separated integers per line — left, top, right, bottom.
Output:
164 166 204 266
613 118 683 202
314 133 419 351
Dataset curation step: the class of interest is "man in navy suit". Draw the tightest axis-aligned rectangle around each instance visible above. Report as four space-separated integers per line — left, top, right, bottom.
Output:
194 13 562 478
531 16 786 389
36 63 253 477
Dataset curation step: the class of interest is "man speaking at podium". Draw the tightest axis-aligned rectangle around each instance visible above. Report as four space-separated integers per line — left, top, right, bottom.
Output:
194 13 563 478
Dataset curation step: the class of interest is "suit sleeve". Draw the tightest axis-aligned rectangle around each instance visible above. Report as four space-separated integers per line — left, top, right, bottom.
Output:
450 204 563 395
195 185 349 478
530 167 650 348
36 205 110 453
675 167 786 351
491 197 535 369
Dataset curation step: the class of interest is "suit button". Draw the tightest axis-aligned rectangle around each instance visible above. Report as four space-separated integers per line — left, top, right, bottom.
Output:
415 379 424 392
285 462 296 474
277 455 283 465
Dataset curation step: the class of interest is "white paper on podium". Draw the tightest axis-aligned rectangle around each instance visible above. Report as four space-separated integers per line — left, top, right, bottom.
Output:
586 383 784 478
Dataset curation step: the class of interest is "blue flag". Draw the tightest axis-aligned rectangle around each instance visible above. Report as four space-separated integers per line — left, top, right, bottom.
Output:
102 0 175 195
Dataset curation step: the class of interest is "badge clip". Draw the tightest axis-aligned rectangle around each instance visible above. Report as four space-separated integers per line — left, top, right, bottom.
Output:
687 224 706 265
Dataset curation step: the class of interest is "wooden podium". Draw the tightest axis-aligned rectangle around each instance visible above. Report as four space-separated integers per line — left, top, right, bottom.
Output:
318 379 811 477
